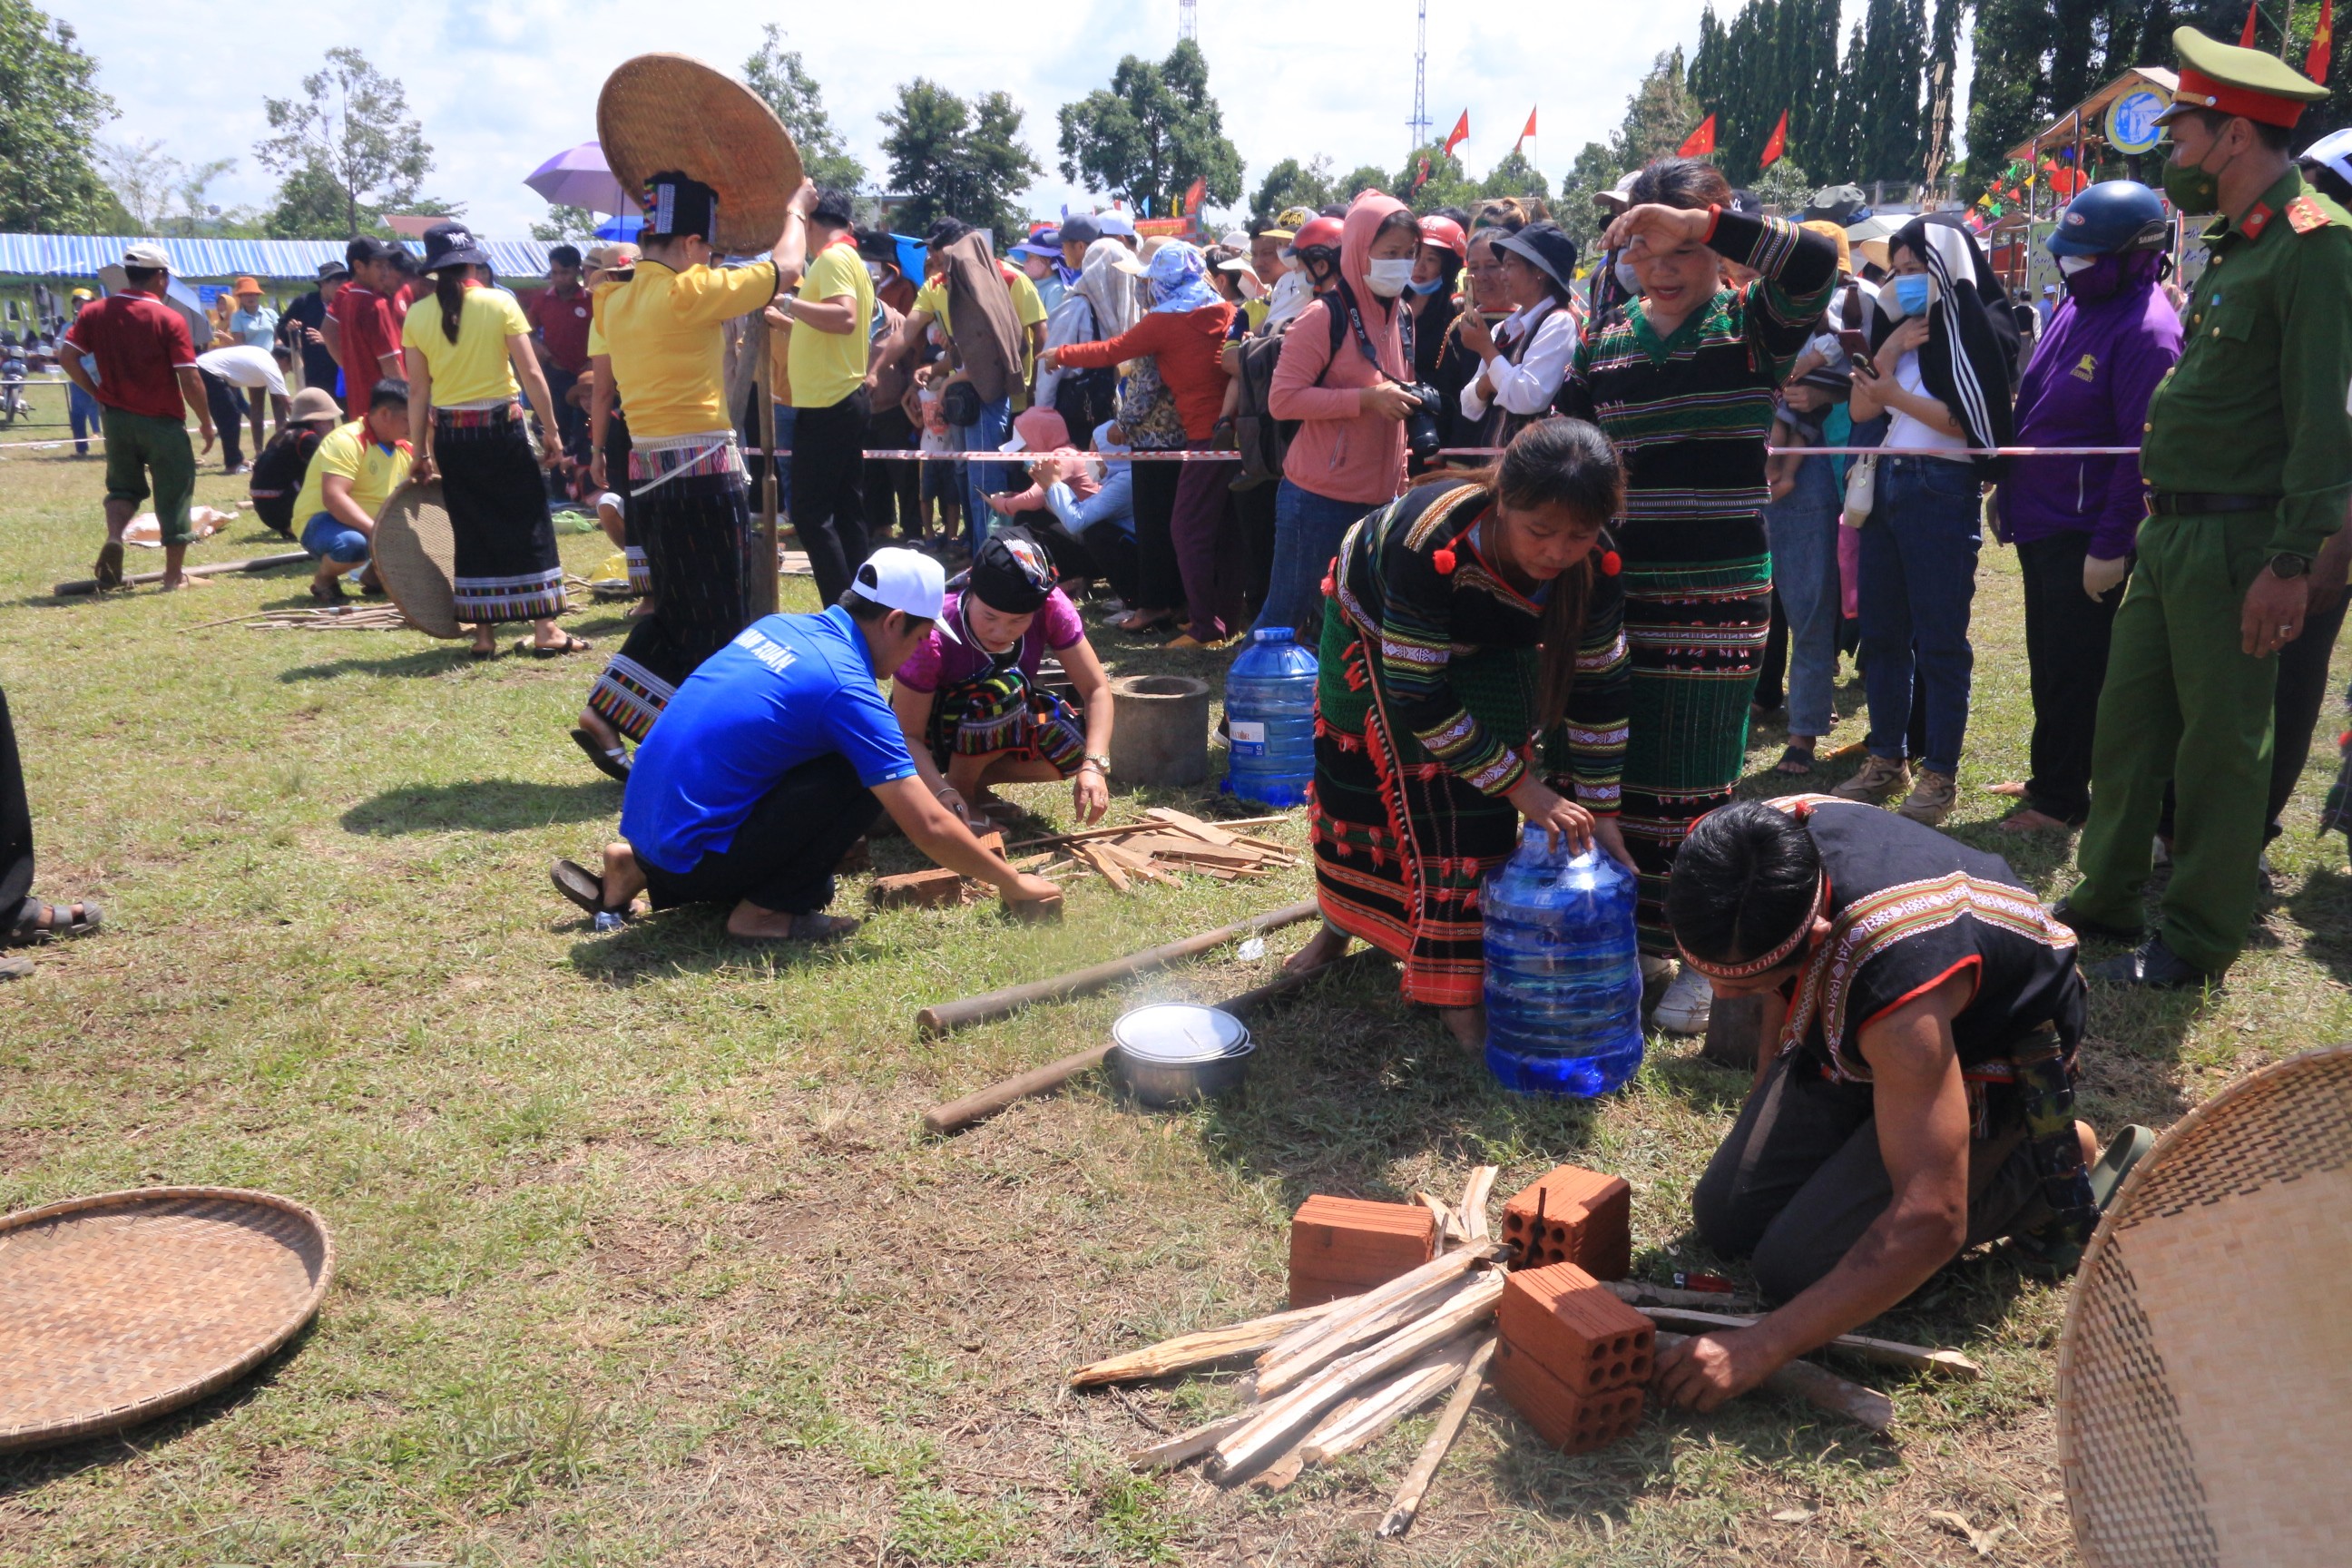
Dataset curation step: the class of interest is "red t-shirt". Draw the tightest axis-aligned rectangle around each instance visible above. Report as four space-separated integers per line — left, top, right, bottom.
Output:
524 284 593 373
330 285 401 416
62 293 195 421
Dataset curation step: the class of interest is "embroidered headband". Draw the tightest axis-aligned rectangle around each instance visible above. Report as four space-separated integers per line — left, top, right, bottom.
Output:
1676 874 1828 980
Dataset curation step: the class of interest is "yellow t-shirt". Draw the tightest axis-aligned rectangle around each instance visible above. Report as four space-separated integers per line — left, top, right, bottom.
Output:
294 420 413 526
399 286 531 406
789 240 877 409
595 258 780 438
913 266 1049 410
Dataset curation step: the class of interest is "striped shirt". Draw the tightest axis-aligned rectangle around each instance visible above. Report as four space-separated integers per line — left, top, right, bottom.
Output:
1561 211 1838 563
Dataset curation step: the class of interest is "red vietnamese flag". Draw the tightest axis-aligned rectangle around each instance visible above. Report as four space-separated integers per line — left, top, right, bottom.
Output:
1181 175 1206 217
1443 111 1470 155
1759 109 1789 170
2310 0 2334 85
1678 113 1718 158
1514 107 1538 156
2239 0 2259 46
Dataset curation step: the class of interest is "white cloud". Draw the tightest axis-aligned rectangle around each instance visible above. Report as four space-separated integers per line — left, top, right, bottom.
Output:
49 0 1963 236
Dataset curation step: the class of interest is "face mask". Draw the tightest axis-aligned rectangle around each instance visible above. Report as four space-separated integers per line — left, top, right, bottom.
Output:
1409 275 1447 296
866 263 887 283
2057 254 2095 276
1613 256 1642 294
1365 258 1417 298
2162 152 2223 215
1890 274 1932 318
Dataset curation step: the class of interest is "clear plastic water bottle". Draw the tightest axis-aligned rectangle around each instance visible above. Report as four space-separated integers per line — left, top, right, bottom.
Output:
1483 825 1645 1096
1224 626 1318 808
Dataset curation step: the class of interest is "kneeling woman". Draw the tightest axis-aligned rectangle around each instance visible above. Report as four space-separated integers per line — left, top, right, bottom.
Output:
1288 418 1632 1052
890 525 1115 828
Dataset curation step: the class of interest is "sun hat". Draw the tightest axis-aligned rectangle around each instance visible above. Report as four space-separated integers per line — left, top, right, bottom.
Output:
315 259 349 281
289 387 342 424
848 547 946 622
122 243 170 270
597 52 802 254
232 277 263 297
1799 219 1854 276
420 221 491 274
1093 211 1137 239
1216 254 1265 299
1596 172 1641 213
1494 221 1581 292
1218 228 1250 249
2305 125 2352 188
1000 407 1072 455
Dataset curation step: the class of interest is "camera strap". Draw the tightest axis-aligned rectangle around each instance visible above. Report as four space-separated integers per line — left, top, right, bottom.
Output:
1339 283 1407 388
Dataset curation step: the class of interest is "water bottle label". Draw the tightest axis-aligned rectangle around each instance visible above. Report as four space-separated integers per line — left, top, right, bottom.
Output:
1229 720 1267 757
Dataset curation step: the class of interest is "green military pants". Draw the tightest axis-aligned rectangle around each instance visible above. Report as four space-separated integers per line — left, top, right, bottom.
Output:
2067 512 2278 975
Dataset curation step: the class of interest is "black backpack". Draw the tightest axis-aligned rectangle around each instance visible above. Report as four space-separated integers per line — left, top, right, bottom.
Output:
248 426 323 535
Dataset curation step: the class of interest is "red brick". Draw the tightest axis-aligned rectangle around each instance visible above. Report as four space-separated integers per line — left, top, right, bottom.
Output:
1499 1261 1654 1395
1494 1337 1645 1454
1288 1196 1436 1308
870 868 967 908
1501 1164 1632 1280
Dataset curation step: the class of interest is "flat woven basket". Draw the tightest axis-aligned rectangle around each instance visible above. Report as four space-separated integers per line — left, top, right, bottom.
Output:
597 54 802 255
0 1187 335 1453
2057 1044 2352 1567
373 480 461 639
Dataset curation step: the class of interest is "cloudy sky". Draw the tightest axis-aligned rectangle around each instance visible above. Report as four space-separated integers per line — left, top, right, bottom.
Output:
50 1 1966 237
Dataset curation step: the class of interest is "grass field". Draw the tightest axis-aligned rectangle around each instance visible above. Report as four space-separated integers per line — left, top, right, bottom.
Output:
3 375 2348 1567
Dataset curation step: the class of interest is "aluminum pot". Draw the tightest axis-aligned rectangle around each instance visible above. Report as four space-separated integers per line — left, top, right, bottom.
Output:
1107 1004 1256 1109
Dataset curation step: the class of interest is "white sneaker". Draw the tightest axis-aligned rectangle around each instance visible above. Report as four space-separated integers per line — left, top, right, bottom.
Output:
1651 965 1713 1037
1639 954 1676 986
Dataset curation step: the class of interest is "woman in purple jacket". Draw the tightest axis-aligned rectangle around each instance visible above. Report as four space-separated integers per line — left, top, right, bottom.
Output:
1990 183 2183 833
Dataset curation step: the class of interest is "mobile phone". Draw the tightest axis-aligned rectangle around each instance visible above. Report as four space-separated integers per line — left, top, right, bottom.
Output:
1837 328 1870 358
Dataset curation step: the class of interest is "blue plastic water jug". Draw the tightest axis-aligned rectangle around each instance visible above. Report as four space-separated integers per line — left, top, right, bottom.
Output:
1224 626 1318 808
1483 825 1645 1096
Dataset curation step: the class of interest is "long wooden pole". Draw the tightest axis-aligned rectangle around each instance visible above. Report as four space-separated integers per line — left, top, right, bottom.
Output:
1376 1336 1497 1539
1629 1302 1980 1383
754 321 781 617
54 550 310 597
914 899 1318 1036
1651 1331 1894 1433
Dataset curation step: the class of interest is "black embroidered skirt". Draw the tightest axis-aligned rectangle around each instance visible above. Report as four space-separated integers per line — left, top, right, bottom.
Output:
434 406 564 624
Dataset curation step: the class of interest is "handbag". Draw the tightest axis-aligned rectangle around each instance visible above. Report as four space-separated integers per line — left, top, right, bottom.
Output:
939 377 985 430
1115 357 1189 451
1842 453 1877 526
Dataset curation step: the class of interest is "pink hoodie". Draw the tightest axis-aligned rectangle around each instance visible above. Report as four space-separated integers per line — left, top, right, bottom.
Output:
1269 192 1411 505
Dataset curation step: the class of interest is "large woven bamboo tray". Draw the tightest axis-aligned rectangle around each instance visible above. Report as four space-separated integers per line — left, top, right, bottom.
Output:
0 1187 335 1453
373 480 460 639
597 54 802 255
2057 1044 2352 1567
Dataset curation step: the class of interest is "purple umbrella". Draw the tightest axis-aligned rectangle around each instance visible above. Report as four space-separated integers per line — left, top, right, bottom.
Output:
525 142 639 215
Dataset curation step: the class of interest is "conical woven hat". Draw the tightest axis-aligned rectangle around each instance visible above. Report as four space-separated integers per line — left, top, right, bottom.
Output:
2058 1044 2352 1568
597 54 803 256
372 480 461 639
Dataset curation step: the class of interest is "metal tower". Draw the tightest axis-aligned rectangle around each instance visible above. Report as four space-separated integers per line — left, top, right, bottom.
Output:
1179 0 1197 41
1406 1 1431 151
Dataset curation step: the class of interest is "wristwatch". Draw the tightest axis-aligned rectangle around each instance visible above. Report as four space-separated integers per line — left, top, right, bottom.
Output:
1082 752 1111 773
2269 553 2312 579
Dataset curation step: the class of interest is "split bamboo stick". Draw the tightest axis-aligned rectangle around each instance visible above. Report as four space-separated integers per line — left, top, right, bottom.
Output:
1415 1192 1461 1246
1069 1302 1336 1387
1255 1241 1505 1377
1651 1331 1895 1433
55 549 310 596
1629 1303 1980 1382
1602 1279 1764 1312
1375 1337 1498 1539
1296 1332 1483 1465
1127 1411 1251 1471
1455 1165 1498 1241
1210 1273 1504 1480
1255 1268 1491 1399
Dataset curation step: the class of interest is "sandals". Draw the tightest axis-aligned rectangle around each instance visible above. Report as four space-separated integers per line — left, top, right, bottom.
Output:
570 728 631 782
93 541 124 592
1773 745 1817 776
0 954 28 982
309 579 348 605
550 859 628 923
7 897 101 946
515 634 593 658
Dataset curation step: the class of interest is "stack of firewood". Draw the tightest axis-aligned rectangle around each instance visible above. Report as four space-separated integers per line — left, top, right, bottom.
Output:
870 808 1297 908
1068 1167 1507 1539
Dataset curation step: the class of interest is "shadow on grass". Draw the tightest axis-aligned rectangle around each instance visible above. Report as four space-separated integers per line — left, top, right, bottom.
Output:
279 645 476 682
341 778 617 835
565 903 891 987
0 1317 320 1501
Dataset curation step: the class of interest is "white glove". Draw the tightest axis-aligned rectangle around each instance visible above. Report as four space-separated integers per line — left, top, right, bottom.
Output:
2083 553 2131 602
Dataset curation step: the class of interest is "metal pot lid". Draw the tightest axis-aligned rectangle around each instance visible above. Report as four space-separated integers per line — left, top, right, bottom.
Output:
1112 1004 1250 1063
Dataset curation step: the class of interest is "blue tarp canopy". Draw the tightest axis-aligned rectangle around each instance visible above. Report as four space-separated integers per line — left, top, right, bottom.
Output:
0 232 556 282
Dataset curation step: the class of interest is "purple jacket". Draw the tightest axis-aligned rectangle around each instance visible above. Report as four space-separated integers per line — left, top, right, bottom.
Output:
2003 263 2182 559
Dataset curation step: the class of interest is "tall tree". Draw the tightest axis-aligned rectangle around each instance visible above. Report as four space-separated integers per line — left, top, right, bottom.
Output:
1249 155 1335 222
1554 141 1627 255
1615 48 1701 168
1392 144 1475 212
742 24 865 192
530 204 600 245
1480 150 1553 202
96 137 176 231
0 0 116 232
256 47 430 237
1055 40 1243 216
1338 164 1393 203
878 78 1043 240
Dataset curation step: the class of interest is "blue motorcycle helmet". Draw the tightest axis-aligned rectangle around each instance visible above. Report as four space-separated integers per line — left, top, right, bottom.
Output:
2046 181 2169 257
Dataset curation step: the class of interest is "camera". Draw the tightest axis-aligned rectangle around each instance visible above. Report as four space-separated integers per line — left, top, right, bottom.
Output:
1396 381 1446 466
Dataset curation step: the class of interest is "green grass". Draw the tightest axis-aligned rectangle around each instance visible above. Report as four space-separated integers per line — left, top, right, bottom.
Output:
5 380 2350 1565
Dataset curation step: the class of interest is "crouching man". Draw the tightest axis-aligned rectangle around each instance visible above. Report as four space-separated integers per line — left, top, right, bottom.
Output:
554 548 1063 940
1653 795 2151 1412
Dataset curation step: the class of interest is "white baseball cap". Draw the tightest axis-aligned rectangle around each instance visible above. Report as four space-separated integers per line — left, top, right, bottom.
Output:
848 547 946 621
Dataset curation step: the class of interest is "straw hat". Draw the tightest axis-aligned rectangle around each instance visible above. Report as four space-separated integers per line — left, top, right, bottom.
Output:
2057 1044 2352 1567
596 54 802 255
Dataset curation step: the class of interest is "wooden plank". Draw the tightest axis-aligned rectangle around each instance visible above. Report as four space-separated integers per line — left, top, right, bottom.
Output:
1145 808 1241 846
1073 842 1130 892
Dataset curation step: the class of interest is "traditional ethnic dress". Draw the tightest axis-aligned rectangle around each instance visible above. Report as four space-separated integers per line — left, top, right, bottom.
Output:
1704 794 2098 1277
1561 211 1838 953
1311 482 1630 1008
584 257 780 741
402 285 565 623
894 589 1089 776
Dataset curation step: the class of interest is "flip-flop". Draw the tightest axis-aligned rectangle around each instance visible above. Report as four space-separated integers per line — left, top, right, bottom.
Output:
570 729 630 782
2090 1124 2157 1212
515 634 593 658
92 541 124 592
0 954 30 982
1773 745 1816 776
550 859 627 921
7 897 101 946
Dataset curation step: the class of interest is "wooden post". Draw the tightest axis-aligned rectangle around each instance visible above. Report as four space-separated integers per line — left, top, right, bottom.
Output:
753 320 781 617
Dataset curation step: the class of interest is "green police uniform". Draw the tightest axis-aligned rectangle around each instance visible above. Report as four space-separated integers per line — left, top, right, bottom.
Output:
2067 32 2352 976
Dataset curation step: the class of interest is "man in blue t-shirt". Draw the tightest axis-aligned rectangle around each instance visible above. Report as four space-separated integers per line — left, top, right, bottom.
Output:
552 549 1063 939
